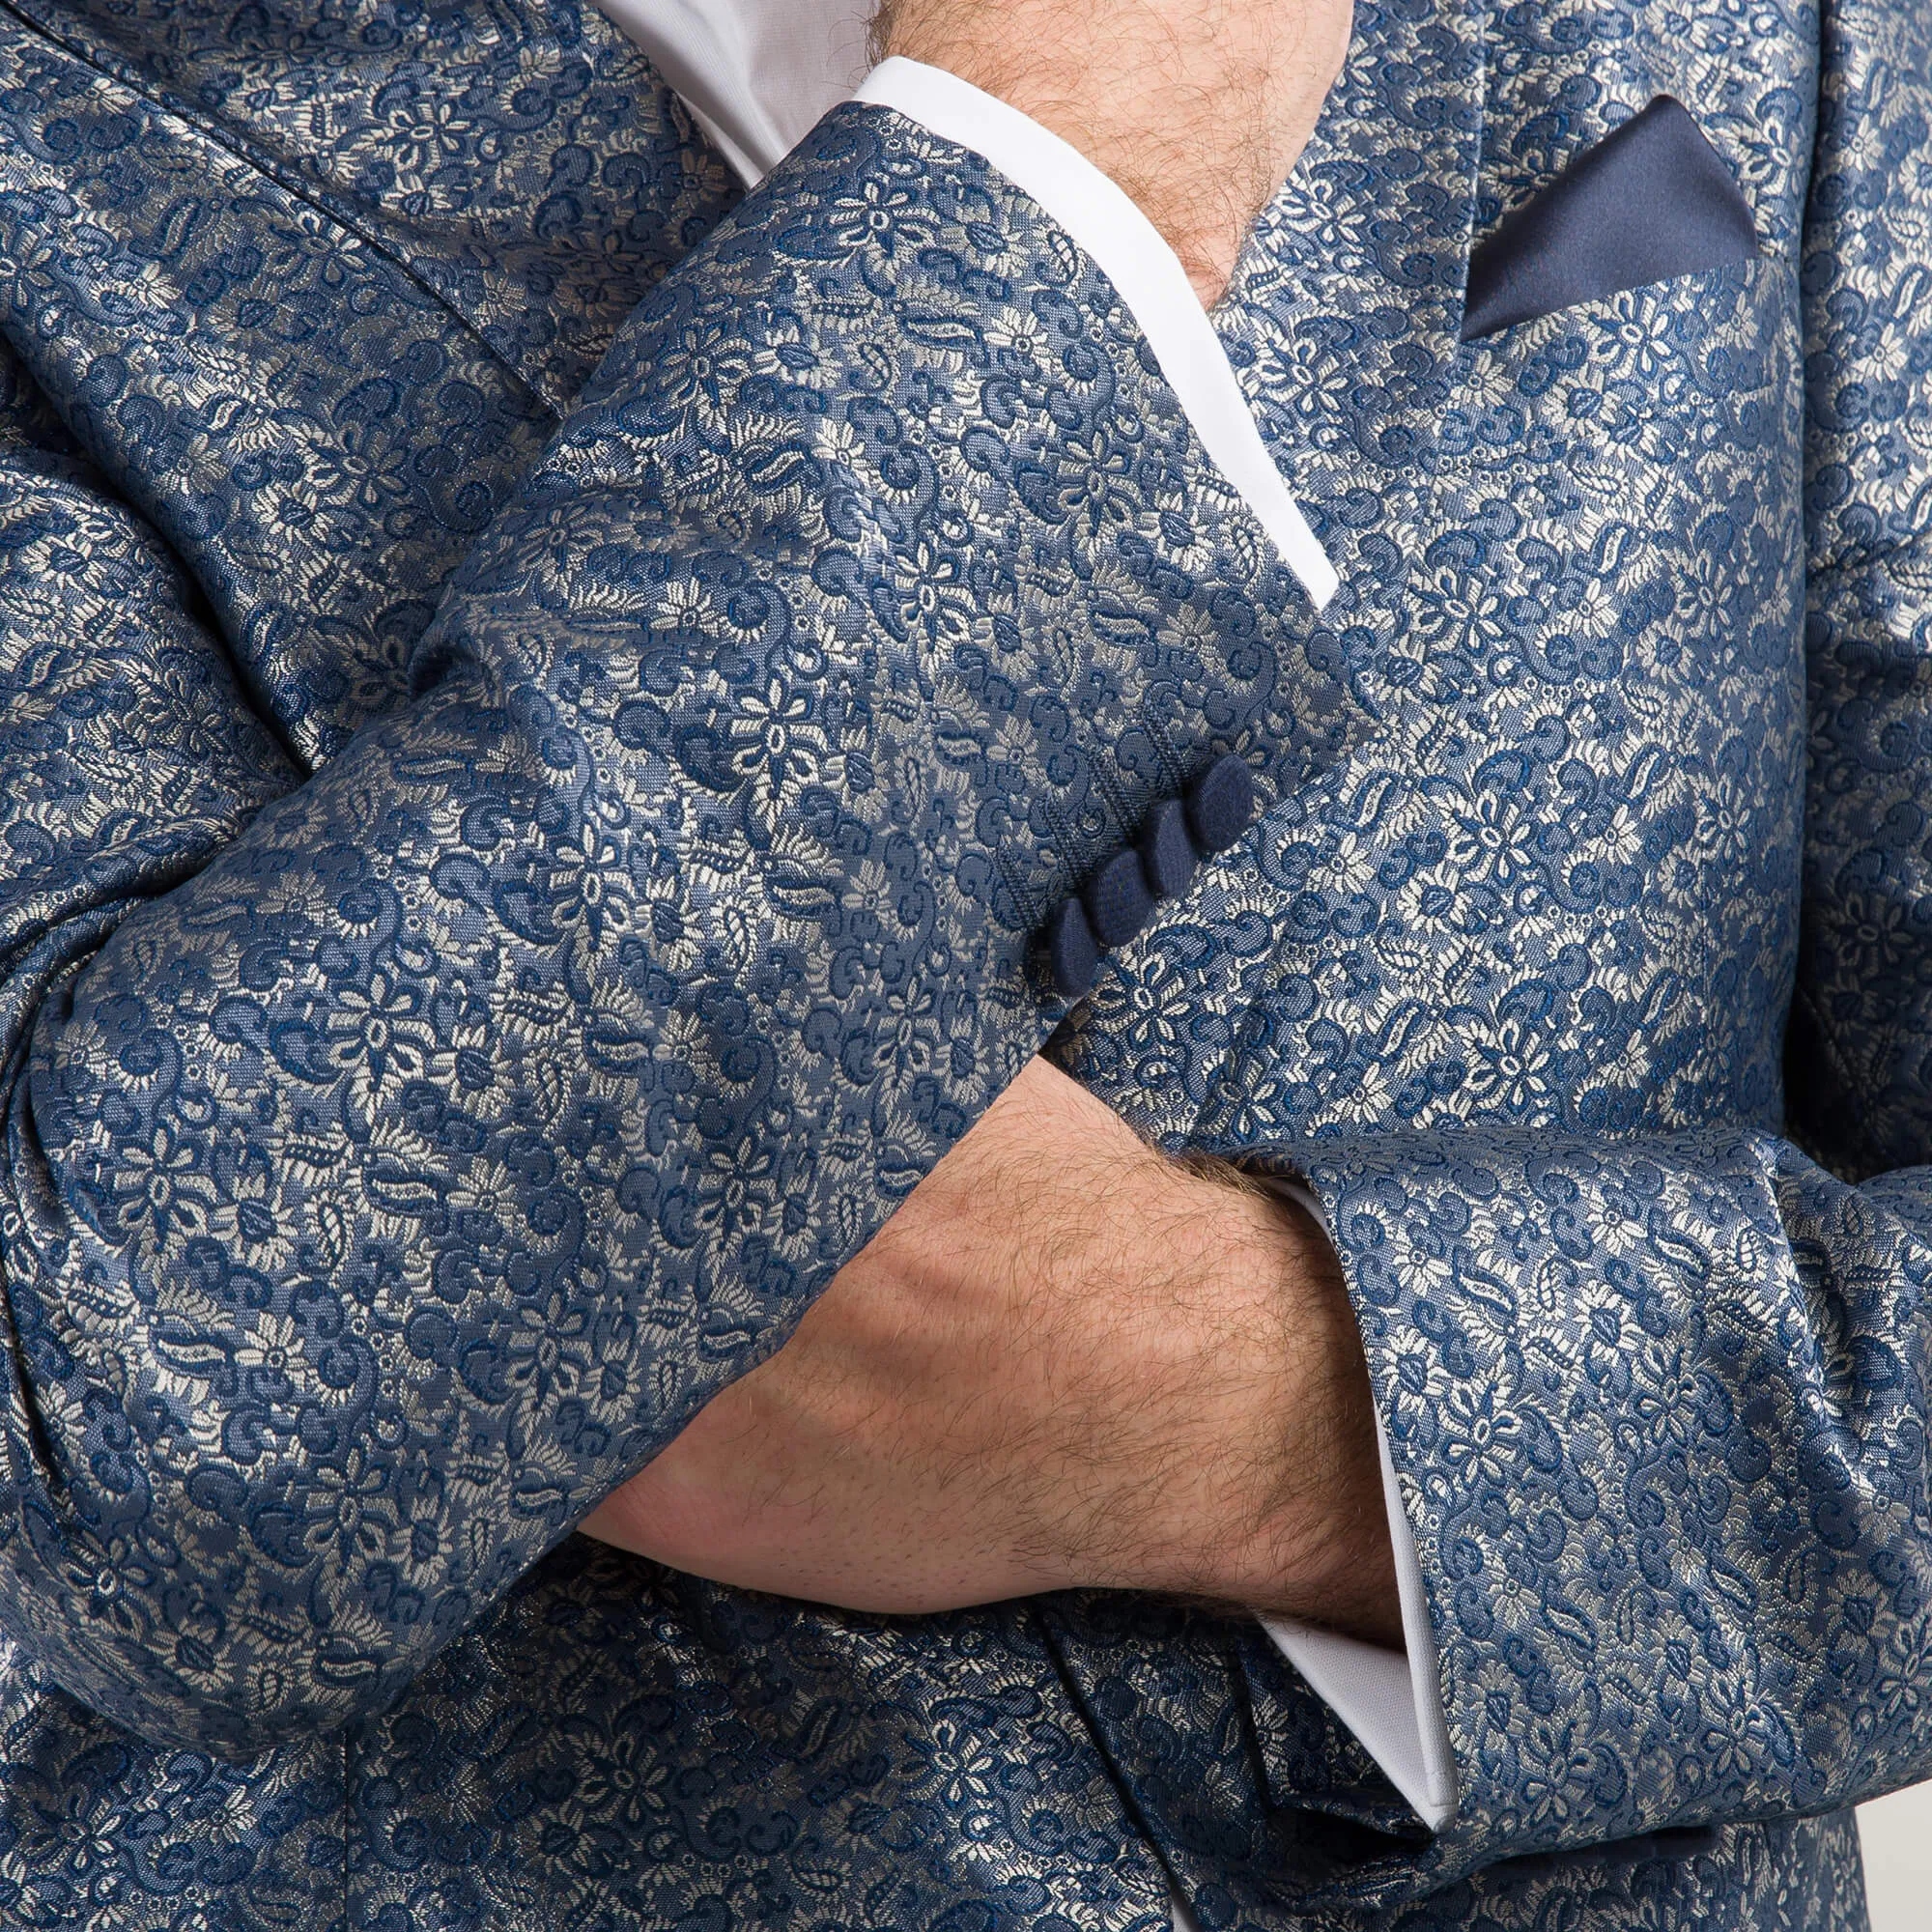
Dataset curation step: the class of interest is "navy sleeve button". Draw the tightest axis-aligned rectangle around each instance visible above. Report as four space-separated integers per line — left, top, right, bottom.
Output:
1047 895 1099 999
1184 752 1257 856
1083 845 1154 949
1137 796 1197 900
1047 757 1256 998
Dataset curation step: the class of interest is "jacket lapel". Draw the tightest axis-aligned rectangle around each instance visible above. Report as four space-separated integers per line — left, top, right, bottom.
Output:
1214 0 1489 533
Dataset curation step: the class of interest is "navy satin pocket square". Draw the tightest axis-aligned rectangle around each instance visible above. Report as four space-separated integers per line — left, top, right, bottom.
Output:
1463 96 1759 341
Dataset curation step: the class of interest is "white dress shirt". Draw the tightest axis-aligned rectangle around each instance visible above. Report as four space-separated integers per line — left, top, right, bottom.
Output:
589 1 1458 1910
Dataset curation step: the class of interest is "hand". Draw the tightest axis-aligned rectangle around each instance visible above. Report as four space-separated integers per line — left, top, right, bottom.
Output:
872 0 1354 306
579 1057 1399 1643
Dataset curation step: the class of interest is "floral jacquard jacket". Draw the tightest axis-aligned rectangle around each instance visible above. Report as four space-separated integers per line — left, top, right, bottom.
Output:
0 0 1920 1926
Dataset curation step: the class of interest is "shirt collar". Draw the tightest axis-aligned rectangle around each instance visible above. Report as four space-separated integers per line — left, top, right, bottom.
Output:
594 0 872 185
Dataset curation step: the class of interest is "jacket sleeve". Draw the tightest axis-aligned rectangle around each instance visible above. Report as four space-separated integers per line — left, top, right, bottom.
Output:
1045 0 1932 1914
0 102 1353 1756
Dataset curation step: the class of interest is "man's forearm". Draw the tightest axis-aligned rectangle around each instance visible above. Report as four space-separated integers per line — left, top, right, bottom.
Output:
585 1059 1401 1647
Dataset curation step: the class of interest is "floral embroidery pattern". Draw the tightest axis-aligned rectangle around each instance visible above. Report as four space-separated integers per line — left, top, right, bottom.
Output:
1045 0 1932 1922
0 0 1917 1928
0 3 1364 1925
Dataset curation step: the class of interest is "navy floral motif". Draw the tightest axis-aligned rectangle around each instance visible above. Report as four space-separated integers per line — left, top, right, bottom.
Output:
0 29 1351 1750
0 0 1918 1926
0 0 737 768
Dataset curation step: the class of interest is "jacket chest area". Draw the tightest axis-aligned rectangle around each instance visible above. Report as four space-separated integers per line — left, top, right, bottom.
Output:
1057 0 1817 1151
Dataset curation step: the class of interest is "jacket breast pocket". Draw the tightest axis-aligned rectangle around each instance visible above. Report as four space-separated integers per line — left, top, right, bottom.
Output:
1457 251 1784 471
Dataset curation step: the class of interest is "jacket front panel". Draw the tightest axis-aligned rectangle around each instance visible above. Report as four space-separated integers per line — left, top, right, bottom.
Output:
0 2 1898 1930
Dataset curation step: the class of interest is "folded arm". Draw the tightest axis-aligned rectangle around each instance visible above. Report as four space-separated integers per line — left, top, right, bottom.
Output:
582 1052 1402 1641
0 95 1350 1753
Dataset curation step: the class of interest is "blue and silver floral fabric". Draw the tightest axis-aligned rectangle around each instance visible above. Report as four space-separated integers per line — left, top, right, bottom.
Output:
1052 0 1932 1920
0 0 1915 1927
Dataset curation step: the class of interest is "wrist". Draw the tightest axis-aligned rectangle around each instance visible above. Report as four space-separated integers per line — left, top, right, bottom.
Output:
1249 1199 1402 1642
873 0 1353 309
1152 1175 1401 1643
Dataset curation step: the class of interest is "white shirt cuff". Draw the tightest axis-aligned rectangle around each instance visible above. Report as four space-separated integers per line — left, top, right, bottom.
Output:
1256 1182 1458 1831
849 58 1338 613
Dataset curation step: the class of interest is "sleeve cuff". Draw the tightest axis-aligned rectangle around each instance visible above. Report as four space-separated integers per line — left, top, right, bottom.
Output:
850 57 1339 612
1256 1182 1459 1831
